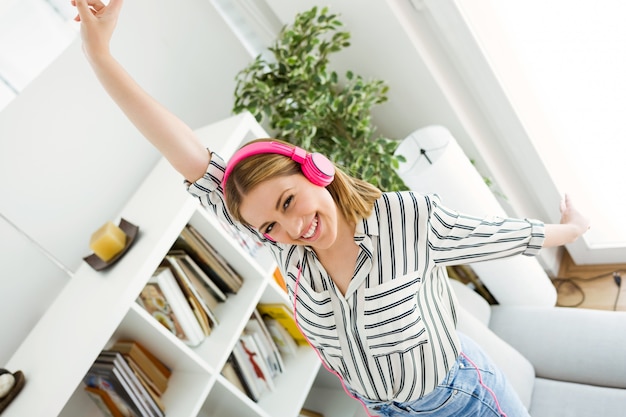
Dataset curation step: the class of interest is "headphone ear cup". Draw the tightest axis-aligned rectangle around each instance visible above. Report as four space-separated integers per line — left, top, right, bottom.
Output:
301 153 335 186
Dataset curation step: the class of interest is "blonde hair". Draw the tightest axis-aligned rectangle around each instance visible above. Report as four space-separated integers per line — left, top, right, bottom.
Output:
224 139 382 226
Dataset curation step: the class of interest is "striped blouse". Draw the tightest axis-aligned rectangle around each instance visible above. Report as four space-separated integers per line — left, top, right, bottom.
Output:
187 152 546 402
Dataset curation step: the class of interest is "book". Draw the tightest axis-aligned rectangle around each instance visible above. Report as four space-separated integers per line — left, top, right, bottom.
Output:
221 356 250 397
163 255 216 335
153 266 205 346
136 275 187 343
110 341 171 397
239 332 276 391
230 339 263 402
168 249 227 302
273 267 288 293
97 351 164 417
265 317 299 357
84 361 142 417
245 309 284 376
257 303 308 346
93 355 150 417
186 225 243 285
124 357 166 413
166 251 222 327
84 386 124 417
174 225 243 294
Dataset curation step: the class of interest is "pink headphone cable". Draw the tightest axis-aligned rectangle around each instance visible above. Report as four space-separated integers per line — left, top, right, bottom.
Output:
292 266 376 417
459 352 508 417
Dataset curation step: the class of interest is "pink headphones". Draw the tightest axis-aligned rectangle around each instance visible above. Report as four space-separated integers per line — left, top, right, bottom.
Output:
222 141 336 190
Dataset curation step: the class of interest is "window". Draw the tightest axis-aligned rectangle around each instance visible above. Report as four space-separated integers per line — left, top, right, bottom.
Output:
0 0 78 111
487 0 626 248
421 0 626 263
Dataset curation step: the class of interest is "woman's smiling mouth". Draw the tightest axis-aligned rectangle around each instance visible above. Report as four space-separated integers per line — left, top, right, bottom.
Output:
301 215 319 239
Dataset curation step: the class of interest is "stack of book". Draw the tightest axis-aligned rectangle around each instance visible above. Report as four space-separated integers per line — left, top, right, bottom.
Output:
221 304 307 402
83 341 171 417
136 224 243 347
174 224 244 295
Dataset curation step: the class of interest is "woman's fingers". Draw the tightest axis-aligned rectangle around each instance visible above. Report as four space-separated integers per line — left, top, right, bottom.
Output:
72 0 113 21
73 0 93 21
91 0 107 12
560 194 591 233
73 0 94 22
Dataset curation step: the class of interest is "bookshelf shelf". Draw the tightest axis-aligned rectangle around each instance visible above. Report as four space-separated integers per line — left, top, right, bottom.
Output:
4 113 337 417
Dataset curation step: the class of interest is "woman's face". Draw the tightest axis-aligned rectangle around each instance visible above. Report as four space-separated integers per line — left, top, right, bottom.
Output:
239 173 339 250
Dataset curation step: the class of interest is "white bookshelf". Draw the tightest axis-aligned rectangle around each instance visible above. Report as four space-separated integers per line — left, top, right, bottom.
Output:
4 112 336 417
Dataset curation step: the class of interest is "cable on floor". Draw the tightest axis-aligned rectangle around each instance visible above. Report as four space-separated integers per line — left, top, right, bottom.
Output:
551 270 623 310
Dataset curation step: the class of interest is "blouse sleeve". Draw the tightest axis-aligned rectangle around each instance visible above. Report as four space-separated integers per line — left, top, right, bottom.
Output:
426 194 545 266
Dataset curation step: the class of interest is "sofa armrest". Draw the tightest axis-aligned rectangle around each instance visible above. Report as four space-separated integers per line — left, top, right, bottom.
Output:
489 306 626 389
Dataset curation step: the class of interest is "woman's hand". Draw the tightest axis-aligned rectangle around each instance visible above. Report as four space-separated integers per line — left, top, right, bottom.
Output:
544 194 590 247
559 194 590 236
72 0 124 63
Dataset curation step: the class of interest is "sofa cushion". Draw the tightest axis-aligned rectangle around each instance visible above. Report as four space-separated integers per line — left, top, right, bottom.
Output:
530 378 626 417
489 306 626 389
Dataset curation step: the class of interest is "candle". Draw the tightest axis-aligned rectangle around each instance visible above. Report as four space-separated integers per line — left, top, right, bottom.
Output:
90 221 127 262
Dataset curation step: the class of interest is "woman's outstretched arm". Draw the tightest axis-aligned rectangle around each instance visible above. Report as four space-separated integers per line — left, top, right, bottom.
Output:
73 0 210 182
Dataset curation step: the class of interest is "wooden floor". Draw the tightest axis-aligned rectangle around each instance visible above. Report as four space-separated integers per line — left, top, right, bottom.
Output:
554 250 626 311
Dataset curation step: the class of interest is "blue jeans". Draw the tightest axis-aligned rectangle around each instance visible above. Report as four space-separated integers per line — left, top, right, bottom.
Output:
352 332 530 417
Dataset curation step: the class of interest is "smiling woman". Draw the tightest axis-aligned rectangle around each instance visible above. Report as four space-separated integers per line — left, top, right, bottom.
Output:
0 0 77 111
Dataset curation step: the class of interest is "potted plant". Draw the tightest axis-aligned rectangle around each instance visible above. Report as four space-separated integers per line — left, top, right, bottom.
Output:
232 6 407 191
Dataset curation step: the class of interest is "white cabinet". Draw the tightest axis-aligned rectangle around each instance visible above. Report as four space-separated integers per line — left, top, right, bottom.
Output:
5 113 344 417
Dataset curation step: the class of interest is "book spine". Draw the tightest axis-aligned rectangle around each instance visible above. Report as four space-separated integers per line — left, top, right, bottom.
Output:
156 269 204 346
167 254 220 328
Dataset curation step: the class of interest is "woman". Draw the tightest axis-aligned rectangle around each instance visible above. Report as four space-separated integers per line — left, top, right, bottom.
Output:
73 1 590 416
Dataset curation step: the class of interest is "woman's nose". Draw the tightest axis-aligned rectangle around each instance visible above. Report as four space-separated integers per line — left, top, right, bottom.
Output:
285 216 304 239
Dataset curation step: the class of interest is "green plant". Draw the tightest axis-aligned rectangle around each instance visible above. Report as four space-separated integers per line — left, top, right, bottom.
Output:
232 6 407 191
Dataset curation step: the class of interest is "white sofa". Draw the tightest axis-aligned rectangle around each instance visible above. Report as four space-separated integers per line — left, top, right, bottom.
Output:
451 278 626 417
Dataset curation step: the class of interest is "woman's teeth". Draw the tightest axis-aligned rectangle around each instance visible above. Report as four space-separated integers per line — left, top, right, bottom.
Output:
302 216 318 239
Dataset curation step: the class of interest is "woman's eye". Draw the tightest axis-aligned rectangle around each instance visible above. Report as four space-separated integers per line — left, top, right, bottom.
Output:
265 223 275 234
283 195 293 210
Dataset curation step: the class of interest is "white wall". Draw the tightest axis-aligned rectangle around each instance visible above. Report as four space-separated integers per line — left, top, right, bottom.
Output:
0 0 252 364
265 0 471 146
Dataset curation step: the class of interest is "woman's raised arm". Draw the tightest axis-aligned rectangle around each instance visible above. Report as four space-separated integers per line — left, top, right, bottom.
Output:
73 0 210 182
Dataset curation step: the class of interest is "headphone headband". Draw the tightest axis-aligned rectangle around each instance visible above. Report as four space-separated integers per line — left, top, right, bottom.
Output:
222 140 335 191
